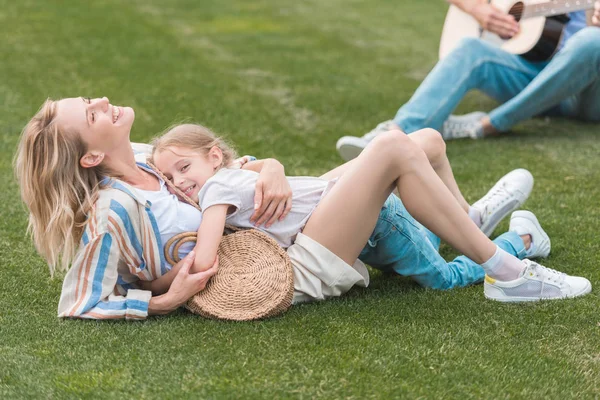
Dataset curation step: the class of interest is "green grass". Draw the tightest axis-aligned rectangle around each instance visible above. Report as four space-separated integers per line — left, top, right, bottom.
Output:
1 0 599 398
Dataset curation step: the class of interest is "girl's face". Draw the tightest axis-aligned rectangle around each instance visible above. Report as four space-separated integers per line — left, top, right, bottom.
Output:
55 97 135 156
154 146 223 202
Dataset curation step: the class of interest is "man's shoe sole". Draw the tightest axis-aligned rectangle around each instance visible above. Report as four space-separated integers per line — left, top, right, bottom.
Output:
336 136 366 161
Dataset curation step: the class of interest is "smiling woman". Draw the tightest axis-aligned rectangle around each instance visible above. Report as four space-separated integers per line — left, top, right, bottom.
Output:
13 97 295 319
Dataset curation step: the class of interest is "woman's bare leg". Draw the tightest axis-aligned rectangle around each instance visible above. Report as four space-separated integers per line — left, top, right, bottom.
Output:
321 129 470 212
407 129 470 212
303 130 495 266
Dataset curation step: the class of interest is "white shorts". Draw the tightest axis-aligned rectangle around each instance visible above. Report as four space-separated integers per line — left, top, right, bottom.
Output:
288 233 370 304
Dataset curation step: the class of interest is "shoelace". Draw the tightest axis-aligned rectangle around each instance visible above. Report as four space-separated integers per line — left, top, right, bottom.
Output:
444 122 478 138
528 261 565 284
479 183 513 214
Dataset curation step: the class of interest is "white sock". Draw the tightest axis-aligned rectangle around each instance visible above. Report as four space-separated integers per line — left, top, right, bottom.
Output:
481 246 525 281
468 206 482 228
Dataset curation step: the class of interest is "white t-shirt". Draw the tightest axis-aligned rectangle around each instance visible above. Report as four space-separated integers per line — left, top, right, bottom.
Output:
134 161 202 265
198 168 335 248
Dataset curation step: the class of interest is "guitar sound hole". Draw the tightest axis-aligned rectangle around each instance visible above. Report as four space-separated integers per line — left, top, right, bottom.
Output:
509 2 524 22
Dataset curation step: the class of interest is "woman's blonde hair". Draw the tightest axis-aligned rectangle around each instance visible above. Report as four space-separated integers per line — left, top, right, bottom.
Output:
151 123 238 169
14 99 109 276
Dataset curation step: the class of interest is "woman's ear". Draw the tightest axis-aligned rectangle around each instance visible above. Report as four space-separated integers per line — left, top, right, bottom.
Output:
209 146 224 169
80 151 105 168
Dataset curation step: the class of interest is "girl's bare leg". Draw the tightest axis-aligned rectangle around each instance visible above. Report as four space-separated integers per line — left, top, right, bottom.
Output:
321 129 470 212
303 130 496 266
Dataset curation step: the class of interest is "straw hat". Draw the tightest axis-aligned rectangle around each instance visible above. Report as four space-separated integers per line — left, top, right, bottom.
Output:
148 161 294 321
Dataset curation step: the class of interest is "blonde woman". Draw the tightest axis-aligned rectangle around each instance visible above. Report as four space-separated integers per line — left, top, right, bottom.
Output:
15 97 293 319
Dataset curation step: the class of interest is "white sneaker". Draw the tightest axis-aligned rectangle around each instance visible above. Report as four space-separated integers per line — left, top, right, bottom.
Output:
472 169 534 237
336 120 398 161
441 112 487 140
509 210 551 258
484 259 592 302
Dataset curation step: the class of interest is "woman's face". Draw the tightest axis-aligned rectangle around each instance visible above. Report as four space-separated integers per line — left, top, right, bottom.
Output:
55 97 135 154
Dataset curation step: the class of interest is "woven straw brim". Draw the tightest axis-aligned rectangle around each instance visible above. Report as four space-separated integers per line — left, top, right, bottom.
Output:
185 229 294 321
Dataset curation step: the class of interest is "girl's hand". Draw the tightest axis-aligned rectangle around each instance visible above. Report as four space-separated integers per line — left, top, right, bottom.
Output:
231 155 253 169
469 2 519 38
592 1 600 26
250 159 293 227
167 251 219 307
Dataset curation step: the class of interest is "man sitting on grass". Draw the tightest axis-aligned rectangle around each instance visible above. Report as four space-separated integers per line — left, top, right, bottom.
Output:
336 0 600 161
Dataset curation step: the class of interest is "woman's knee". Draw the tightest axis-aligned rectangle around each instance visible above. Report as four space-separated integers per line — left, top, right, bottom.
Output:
410 128 446 166
370 130 428 168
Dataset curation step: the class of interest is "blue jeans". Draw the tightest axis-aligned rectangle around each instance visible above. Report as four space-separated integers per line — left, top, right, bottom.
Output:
393 27 600 132
359 195 527 290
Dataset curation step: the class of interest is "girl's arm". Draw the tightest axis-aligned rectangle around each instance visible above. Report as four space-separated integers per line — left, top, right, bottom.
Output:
192 204 230 273
242 158 292 227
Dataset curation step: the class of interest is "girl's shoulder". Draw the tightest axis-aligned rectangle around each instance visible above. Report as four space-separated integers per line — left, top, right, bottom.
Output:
210 167 258 182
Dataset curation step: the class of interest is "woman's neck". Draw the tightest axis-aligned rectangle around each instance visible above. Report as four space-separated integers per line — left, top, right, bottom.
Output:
103 143 161 191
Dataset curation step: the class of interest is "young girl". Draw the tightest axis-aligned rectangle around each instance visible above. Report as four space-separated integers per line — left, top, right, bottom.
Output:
152 124 592 303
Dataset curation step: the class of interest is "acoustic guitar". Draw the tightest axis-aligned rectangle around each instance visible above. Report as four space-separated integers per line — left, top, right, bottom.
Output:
439 0 594 61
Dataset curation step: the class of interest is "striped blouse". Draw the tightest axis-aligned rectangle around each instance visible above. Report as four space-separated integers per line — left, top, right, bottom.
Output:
57 169 166 320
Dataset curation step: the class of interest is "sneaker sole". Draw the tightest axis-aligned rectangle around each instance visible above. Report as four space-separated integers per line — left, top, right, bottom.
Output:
477 169 534 237
484 280 592 303
510 210 551 258
336 137 366 161
480 199 523 237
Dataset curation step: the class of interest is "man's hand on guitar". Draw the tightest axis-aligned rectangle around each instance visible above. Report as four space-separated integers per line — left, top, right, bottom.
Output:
592 1 600 26
469 2 520 38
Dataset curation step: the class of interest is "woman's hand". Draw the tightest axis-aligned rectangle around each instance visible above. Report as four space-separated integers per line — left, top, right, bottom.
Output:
250 159 292 227
167 251 219 308
469 2 519 38
592 1 600 26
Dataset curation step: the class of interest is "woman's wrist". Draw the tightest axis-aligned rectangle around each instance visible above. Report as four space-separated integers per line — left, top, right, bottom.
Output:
148 291 183 315
264 158 284 172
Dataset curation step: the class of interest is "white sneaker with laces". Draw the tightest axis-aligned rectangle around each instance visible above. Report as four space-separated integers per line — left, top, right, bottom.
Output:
509 210 551 258
441 112 487 140
484 259 592 302
472 169 534 237
336 120 398 161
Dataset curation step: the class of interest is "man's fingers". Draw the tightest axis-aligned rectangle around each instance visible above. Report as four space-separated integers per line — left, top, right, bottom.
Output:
485 11 518 36
266 202 285 228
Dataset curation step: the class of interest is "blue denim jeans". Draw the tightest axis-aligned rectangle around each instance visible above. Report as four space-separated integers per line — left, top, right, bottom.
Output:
393 27 600 132
359 195 527 290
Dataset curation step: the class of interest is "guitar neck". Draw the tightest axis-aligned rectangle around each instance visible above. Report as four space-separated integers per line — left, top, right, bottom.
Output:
523 0 595 19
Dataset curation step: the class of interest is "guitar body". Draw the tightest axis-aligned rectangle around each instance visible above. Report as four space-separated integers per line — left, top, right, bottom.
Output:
439 0 568 62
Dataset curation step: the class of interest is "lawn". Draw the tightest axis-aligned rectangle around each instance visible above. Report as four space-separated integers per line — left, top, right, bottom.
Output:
1 0 599 398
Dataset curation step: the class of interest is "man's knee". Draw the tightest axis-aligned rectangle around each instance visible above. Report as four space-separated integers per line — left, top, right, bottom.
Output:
562 27 600 63
451 37 496 59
